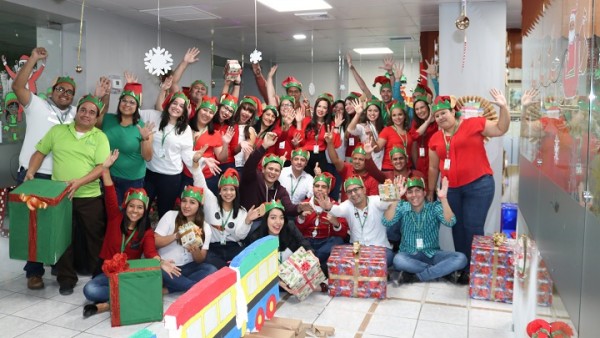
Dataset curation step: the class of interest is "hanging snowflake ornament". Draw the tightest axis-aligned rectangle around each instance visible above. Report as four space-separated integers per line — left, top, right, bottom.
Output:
250 49 262 64
144 47 173 76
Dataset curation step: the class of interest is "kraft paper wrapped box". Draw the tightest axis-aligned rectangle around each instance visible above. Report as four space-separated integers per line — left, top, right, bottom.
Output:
327 244 387 299
8 179 72 265
469 235 515 303
104 255 163 327
279 247 326 301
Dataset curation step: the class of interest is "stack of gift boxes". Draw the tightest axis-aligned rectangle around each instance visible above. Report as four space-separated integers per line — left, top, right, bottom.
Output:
469 235 553 306
279 247 326 301
327 244 387 299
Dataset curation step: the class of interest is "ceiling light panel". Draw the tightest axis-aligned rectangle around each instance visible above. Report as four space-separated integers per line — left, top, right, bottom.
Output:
258 0 332 12
140 6 221 22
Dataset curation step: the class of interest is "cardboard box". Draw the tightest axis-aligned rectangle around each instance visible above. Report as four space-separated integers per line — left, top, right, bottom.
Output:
327 245 387 299
246 327 295 338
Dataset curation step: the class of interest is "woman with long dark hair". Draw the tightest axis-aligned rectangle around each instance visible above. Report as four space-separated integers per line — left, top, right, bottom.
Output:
376 102 413 171
82 150 179 318
232 97 259 175
347 97 387 169
301 95 341 177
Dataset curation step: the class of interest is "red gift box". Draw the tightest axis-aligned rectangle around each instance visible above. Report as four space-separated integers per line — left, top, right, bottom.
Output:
327 245 387 299
537 259 553 306
469 235 514 303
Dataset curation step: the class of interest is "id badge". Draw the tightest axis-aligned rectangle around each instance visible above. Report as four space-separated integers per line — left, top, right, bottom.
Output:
443 158 451 170
279 141 286 149
576 163 583 175
416 238 424 249
349 137 355 146
419 147 426 157
313 145 320 154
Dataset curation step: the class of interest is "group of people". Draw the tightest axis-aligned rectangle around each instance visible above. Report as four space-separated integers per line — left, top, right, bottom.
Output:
10 46 510 319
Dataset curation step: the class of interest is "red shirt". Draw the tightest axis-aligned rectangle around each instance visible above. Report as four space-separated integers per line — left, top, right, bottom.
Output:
409 121 439 175
295 198 348 239
99 185 158 260
339 162 379 201
429 117 492 188
273 124 303 157
378 126 413 170
214 122 240 164
300 118 341 152
183 130 223 179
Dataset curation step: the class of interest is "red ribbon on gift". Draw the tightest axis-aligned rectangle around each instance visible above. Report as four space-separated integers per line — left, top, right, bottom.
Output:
9 188 70 261
289 259 320 293
102 253 160 326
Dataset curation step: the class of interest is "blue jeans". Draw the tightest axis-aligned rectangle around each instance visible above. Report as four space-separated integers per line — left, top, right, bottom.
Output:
83 272 110 303
162 261 217 293
17 167 52 278
447 174 494 265
307 236 344 275
205 241 245 269
393 250 467 281
111 176 144 207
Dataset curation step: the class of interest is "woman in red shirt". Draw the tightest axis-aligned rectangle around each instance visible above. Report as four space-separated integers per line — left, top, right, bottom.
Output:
82 150 179 318
409 96 438 175
301 94 341 176
377 101 413 171
212 93 240 174
427 90 509 284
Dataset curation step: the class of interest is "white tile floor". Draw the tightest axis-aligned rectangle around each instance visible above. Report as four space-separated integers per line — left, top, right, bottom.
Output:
0 235 573 338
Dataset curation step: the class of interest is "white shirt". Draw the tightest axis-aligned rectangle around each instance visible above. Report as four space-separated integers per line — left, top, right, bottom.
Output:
329 196 392 249
278 166 314 205
141 109 194 175
349 123 384 169
20 94 76 174
155 210 212 266
234 124 249 168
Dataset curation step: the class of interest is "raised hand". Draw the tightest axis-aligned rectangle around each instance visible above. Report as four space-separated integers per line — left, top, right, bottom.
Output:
395 175 407 197
324 125 333 144
295 107 305 125
222 126 235 144
1 55 5 64
291 132 302 147
124 71 138 84
262 131 278 149
379 56 394 73
30 47 48 61
345 52 353 68
161 76 173 92
424 58 437 76
202 157 222 176
314 193 332 211
192 144 210 165
351 99 364 115
245 205 262 224
393 63 405 79
521 88 539 107
334 111 345 128
240 140 253 156
268 64 278 79
103 149 120 169
363 136 375 155
282 110 294 127
314 162 322 176
137 122 155 141
183 47 200 64
94 76 111 98
298 202 314 213
489 88 508 109
252 62 262 77
437 177 449 199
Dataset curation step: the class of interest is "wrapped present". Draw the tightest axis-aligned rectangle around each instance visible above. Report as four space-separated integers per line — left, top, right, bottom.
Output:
178 222 203 250
537 259 553 307
469 234 515 303
225 60 242 81
327 244 387 299
279 247 326 301
103 254 163 327
8 179 72 264
378 180 400 201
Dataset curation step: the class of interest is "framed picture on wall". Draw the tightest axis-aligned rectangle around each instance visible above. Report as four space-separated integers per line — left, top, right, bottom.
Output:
507 81 522 114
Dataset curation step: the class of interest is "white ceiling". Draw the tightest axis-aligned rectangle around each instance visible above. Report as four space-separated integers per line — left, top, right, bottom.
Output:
70 0 522 62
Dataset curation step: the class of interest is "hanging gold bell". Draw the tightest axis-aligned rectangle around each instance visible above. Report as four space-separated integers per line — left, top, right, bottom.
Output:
75 65 83 73
455 15 470 30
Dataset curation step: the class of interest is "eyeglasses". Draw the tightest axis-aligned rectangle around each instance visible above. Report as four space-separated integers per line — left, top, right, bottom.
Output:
54 86 74 96
120 98 137 106
346 187 363 195
280 103 293 108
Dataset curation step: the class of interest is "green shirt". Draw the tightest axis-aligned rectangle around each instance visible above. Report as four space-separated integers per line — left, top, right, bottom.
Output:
102 114 146 180
36 122 110 198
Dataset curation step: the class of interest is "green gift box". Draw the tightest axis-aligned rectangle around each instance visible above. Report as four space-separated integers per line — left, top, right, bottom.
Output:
107 258 163 327
8 179 72 265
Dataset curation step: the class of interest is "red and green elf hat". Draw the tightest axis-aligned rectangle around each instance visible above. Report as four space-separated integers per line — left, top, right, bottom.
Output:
241 95 263 115
526 319 552 338
77 94 104 113
281 76 302 90
318 92 334 104
181 185 204 204
366 96 384 112
344 176 364 192
262 105 279 118
406 177 425 190
414 83 433 97
219 93 238 112
291 148 310 161
123 187 150 209
262 153 284 168
346 91 362 101
372 75 391 90
190 80 207 89
264 199 285 214
314 172 335 190
218 168 240 188
352 145 367 156
389 101 406 112
170 91 190 107
431 96 453 113
414 95 431 106
120 82 143 106
389 146 407 159
279 95 295 105
55 76 77 93
5 92 18 106
199 96 218 113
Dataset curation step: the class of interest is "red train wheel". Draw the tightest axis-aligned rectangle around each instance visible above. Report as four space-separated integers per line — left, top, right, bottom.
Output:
266 294 277 319
255 307 265 331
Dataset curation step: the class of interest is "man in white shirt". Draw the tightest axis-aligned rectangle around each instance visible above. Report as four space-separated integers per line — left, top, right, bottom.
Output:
278 148 314 205
316 176 395 267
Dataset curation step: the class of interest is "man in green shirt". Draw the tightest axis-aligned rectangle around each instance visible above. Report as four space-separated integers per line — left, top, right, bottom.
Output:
26 94 110 295
383 177 467 284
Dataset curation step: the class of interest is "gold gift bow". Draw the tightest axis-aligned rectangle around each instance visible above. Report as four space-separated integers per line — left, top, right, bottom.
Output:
490 233 506 301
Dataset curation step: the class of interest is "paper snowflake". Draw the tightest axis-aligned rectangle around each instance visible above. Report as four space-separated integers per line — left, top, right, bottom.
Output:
250 49 262 64
144 47 174 76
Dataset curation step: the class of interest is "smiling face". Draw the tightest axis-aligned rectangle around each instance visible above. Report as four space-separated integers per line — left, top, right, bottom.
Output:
51 83 75 110
366 105 380 122
263 162 282 185
380 87 392 103
266 208 286 235
279 99 294 116
433 108 457 131
313 180 330 199
346 184 365 206
291 155 308 172
75 101 99 131
315 99 329 120
391 152 408 171
261 110 277 128
406 186 425 209
414 100 430 121
168 97 186 122
333 102 345 115
219 185 236 203
119 94 138 117
345 99 356 115
197 107 216 126
189 83 207 103
180 197 200 219
390 108 406 128
351 153 366 172
125 199 146 223
286 87 301 104
218 105 234 123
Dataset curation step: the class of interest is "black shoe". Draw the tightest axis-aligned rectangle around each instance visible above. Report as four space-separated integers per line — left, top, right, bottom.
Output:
320 282 329 293
396 272 418 285
442 272 458 284
50 265 57 276
59 285 74 296
83 304 98 318
457 271 470 285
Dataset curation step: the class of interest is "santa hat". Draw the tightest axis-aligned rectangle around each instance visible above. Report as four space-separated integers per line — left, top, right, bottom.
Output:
19 55 29 62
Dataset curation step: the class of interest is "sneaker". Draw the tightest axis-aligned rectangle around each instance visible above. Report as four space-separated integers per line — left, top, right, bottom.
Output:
27 276 44 290
59 284 74 296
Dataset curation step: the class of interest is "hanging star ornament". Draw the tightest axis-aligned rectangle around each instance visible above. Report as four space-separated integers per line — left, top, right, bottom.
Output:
144 47 173 76
250 49 262 64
